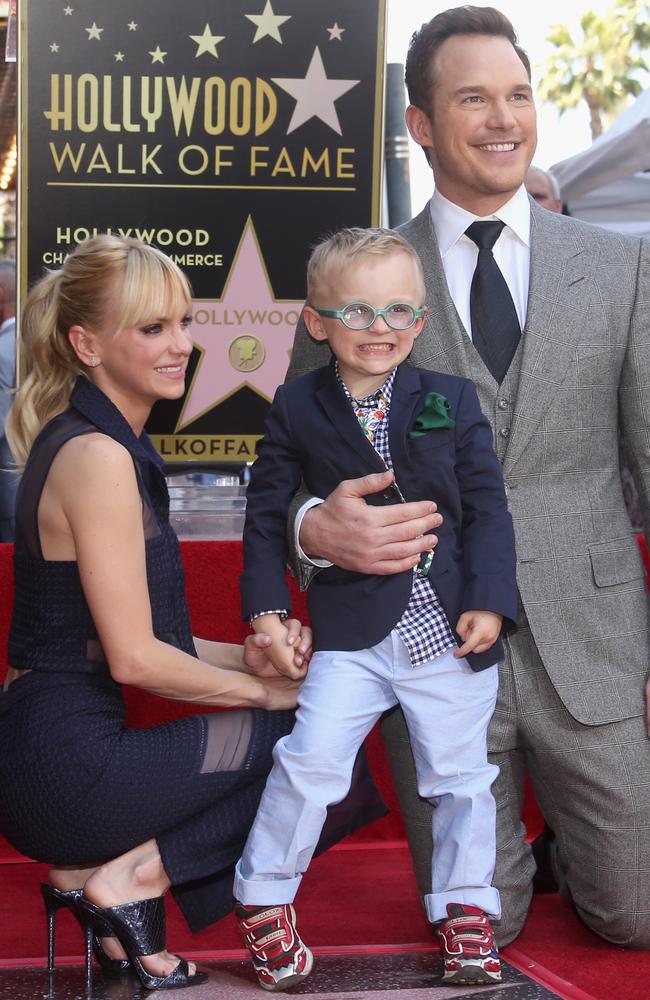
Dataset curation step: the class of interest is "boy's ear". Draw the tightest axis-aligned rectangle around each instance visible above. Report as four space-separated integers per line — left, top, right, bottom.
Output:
303 305 329 343
411 306 428 340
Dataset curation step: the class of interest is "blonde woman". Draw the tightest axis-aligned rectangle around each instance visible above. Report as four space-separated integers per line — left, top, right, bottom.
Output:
0 236 313 991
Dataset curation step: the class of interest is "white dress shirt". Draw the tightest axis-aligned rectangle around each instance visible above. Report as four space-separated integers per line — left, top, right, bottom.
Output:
431 184 531 337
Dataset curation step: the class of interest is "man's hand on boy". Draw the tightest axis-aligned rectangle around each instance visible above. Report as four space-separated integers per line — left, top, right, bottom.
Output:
252 614 310 680
300 470 441 575
454 611 503 657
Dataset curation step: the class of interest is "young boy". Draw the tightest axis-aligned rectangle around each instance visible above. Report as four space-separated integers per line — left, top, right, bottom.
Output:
235 228 517 990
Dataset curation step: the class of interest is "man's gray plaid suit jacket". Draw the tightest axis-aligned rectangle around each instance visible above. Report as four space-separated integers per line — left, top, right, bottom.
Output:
287 199 650 727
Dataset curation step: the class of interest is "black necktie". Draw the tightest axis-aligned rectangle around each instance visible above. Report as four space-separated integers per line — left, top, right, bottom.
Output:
465 220 521 384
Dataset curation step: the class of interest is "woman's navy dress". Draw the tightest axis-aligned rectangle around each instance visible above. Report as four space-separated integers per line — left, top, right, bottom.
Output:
0 378 384 931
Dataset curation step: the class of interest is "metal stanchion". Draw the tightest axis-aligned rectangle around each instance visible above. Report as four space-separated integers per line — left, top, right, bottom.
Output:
384 62 411 228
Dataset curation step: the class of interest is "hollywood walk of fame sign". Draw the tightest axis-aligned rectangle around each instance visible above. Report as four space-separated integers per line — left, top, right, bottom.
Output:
20 0 386 463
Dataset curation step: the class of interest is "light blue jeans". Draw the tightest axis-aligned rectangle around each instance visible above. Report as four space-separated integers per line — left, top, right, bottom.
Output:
234 630 501 921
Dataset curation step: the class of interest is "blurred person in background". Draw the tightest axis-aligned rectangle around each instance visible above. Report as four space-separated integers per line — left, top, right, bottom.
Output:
0 259 17 541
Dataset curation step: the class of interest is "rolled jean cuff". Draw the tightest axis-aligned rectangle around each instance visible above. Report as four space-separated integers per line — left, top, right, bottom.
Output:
233 858 302 905
424 885 501 923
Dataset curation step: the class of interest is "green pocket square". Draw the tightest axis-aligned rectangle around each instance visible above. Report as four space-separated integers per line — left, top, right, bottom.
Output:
409 392 456 437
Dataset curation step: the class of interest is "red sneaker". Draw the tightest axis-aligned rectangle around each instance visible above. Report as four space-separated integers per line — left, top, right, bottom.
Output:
235 903 314 992
436 903 502 985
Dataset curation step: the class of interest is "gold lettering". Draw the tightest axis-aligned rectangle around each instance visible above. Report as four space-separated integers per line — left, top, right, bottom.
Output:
204 77 226 135
102 76 120 132
44 74 73 130
122 77 141 132
169 253 223 266
337 147 355 179
87 143 111 172
301 148 330 177
43 73 283 137
116 145 136 174
271 147 296 178
166 76 202 136
77 74 99 133
213 146 234 174
141 76 163 132
141 145 163 174
179 144 208 175
250 146 270 176
255 78 276 135
49 141 86 172
150 434 261 461
229 78 251 136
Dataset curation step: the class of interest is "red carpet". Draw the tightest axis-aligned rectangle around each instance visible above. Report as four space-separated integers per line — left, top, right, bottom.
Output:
2 540 650 998
2 847 649 1000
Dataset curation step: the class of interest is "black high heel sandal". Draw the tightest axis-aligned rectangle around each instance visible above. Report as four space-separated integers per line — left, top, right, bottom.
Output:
77 895 208 991
40 883 131 975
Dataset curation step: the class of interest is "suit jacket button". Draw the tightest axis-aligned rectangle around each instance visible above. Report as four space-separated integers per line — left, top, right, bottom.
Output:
499 427 510 438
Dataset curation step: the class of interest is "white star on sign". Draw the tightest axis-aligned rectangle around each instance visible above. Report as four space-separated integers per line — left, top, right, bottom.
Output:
149 45 167 64
63 6 74 15
272 47 359 135
327 23 345 41
190 24 225 58
114 51 125 62
127 21 138 31
50 42 60 52
85 22 104 41
245 1 291 44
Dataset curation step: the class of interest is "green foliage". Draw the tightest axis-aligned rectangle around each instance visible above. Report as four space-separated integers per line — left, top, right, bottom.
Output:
538 0 650 138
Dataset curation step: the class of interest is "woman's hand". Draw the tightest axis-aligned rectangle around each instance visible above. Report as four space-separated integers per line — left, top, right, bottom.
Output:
243 619 312 678
256 673 303 711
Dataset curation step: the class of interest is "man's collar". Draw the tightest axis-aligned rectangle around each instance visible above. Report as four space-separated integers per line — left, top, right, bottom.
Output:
430 185 531 257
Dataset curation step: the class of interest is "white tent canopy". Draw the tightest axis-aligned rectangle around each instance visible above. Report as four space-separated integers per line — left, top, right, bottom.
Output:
549 87 650 237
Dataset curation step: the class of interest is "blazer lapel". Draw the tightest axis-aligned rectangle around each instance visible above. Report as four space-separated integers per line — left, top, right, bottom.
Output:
503 201 589 474
387 364 423 473
314 361 386 471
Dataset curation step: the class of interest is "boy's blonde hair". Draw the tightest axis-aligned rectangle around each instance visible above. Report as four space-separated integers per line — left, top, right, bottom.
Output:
7 234 192 466
307 227 426 305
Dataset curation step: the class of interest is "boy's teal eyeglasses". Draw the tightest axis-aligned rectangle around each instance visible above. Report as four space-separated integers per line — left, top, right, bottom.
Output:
313 301 426 332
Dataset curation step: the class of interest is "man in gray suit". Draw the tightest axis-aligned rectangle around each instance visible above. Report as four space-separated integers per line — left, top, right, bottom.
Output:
285 7 650 949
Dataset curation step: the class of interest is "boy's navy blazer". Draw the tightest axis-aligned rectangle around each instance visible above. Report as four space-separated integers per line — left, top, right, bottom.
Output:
241 360 518 671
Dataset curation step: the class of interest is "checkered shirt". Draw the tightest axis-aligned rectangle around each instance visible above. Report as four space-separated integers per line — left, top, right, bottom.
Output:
337 364 456 666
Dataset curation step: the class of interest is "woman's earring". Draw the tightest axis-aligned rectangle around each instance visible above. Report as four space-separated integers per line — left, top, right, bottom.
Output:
88 356 99 368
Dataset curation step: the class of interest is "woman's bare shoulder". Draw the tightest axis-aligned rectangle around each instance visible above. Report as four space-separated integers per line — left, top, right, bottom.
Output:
49 432 138 498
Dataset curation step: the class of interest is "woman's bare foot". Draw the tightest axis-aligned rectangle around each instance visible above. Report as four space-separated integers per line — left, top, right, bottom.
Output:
48 865 128 963
81 840 199 979
49 864 98 894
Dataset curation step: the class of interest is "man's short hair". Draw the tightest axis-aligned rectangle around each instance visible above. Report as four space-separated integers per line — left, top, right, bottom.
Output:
405 6 531 116
307 228 425 305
